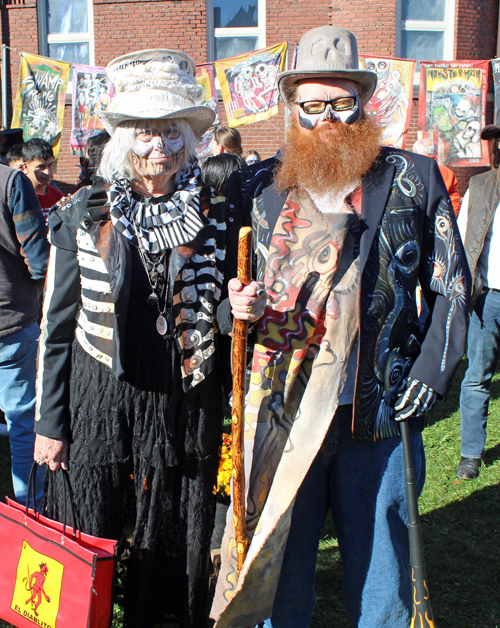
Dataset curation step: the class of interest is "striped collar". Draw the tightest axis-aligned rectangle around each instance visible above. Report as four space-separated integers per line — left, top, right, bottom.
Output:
108 159 208 252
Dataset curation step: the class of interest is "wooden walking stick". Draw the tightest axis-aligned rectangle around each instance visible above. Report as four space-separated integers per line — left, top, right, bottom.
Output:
400 419 436 628
232 226 253 576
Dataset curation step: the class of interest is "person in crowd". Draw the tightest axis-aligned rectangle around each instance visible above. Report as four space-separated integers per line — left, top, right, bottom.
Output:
413 138 461 215
33 49 243 628
201 153 246 196
456 123 500 480
22 139 63 219
0 128 23 165
77 130 111 188
483 123 500 169
212 126 243 156
243 149 262 165
6 143 24 170
211 26 470 628
0 157 49 510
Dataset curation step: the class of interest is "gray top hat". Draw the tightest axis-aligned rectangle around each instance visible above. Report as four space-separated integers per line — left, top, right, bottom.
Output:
278 26 377 108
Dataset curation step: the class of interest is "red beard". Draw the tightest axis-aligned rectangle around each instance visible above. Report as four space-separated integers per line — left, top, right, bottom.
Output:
275 114 383 195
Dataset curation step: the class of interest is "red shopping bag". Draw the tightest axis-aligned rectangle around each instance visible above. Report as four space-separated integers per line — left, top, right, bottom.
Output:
0 466 117 628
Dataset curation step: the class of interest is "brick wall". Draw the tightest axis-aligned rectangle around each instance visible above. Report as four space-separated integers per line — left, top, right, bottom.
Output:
1 0 499 192
93 0 208 66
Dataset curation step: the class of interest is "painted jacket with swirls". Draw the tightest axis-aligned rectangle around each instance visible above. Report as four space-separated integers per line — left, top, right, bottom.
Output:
248 147 471 442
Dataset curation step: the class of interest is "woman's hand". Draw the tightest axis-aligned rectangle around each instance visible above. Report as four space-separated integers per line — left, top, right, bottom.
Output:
229 278 266 322
34 435 69 471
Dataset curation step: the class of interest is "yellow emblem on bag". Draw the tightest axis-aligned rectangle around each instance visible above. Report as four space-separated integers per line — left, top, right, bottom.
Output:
11 540 64 628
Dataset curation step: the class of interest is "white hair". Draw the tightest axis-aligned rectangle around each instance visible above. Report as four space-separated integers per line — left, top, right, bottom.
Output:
413 138 437 157
99 118 198 183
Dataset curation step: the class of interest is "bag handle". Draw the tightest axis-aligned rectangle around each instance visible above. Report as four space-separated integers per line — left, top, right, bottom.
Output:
26 462 78 540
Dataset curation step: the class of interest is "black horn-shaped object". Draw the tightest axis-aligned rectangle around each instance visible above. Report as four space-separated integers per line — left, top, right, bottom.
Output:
400 419 437 628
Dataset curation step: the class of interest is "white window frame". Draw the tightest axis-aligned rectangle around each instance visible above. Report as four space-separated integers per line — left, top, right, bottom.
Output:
38 0 95 66
206 0 266 63
395 0 455 86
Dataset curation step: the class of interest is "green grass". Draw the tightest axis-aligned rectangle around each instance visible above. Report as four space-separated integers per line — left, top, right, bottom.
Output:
1 357 499 627
313 358 500 628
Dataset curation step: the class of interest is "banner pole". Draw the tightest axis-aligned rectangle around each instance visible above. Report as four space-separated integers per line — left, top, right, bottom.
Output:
1 45 8 129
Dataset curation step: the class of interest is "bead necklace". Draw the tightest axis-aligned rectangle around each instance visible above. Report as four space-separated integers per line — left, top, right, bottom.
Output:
133 222 171 336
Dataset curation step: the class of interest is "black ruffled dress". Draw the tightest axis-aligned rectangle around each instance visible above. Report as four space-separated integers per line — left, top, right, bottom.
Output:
45 245 223 628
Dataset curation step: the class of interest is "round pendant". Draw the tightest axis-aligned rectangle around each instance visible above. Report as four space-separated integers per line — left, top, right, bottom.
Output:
147 292 158 306
156 315 168 336
157 263 164 273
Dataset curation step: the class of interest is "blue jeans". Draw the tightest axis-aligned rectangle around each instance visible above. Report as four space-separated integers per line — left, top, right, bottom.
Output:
0 321 45 508
460 288 500 459
261 405 425 628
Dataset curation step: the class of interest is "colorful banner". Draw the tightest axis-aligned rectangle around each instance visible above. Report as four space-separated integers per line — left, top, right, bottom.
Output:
12 53 71 160
491 58 500 126
215 42 287 128
418 60 489 167
359 55 415 149
71 64 114 155
195 63 220 161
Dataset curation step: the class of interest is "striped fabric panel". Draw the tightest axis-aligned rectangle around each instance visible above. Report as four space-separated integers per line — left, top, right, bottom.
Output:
77 250 108 274
76 229 99 253
76 308 114 340
80 275 112 294
82 295 114 313
75 325 113 368
35 242 58 423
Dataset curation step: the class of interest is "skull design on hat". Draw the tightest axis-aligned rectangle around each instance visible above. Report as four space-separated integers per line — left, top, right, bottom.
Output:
278 26 377 108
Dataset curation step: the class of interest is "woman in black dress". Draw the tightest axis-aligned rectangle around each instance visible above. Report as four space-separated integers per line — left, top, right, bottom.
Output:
33 48 264 628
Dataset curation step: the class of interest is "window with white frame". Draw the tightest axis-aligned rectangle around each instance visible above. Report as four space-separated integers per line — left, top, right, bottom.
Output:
207 0 266 62
396 0 455 70
38 0 94 65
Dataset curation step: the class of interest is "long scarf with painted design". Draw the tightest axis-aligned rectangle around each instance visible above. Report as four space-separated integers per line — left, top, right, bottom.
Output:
211 190 360 627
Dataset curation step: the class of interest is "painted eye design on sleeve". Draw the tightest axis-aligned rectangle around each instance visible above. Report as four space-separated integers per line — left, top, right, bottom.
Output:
449 275 465 300
436 215 450 238
432 260 445 280
394 239 419 273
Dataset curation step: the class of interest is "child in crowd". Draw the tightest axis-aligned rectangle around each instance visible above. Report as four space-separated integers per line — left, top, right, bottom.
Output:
6 144 24 170
243 149 261 165
212 126 243 156
201 153 246 195
22 139 63 219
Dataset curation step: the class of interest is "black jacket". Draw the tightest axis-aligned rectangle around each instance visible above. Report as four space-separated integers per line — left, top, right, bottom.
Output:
225 147 471 442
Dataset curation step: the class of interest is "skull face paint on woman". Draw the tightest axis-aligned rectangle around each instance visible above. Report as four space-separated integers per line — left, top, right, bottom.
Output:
132 121 185 178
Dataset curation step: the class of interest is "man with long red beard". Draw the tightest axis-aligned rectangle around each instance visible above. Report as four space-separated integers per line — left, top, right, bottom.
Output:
212 26 470 628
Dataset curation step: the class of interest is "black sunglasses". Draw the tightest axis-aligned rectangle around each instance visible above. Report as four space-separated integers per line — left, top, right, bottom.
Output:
296 96 358 115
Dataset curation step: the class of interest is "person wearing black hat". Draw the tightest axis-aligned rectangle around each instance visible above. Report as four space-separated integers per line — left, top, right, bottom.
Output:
456 123 500 480
211 25 470 628
0 128 24 165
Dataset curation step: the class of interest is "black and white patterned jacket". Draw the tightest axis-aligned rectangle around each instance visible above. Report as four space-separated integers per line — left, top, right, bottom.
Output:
35 179 229 439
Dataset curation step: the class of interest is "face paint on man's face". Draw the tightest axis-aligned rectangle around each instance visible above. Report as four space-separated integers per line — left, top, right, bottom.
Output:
298 99 361 130
338 101 360 125
298 108 315 129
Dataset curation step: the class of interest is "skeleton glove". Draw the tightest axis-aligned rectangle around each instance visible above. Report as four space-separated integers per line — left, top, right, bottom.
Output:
393 377 436 421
